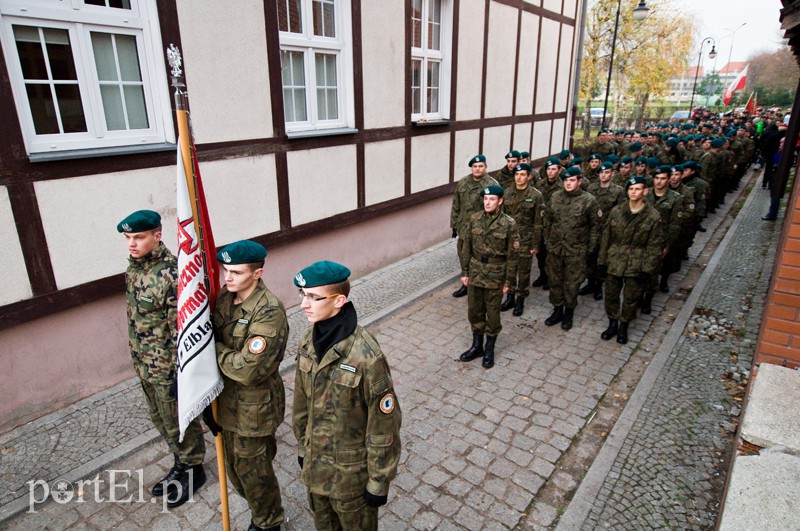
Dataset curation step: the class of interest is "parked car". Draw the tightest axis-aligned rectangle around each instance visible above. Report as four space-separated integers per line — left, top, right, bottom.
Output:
589 108 606 126
670 110 690 121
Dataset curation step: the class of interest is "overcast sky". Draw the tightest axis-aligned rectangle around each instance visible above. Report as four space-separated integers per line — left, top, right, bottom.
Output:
673 0 785 68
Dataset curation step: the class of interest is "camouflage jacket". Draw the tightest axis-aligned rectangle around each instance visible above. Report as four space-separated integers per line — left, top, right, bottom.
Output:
461 210 520 289
646 189 684 250
586 182 625 230
293 322 401 499
502 185 544 253
669 183 697 224
533 176 562 204
544 188 602 256
591 141 616 158
682 175 709 218
213 281 288 437
599 202 664 277
126 242 178 383
450 173 498 236
700 151 718 184
490 165 515 189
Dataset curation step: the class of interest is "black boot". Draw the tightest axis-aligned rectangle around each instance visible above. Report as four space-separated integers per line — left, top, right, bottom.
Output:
561 307 574 331
532 275 545 287
601 318 618 340
166 463 206 508
542 278 550 290
578 279 594 296
593 282 604 301
459 333 484 362
512 296 525 316
152 455 182 497
640 292 653 315
452 285 468 298
482 336 496 369
500 293 516 312
659 275 670 293
617 322 629 344
544 306 564 326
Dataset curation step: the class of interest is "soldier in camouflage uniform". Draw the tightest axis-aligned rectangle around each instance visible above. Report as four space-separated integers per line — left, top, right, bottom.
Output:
543 166 602 331
500 164 544 316
531 158 563 289
213 240 288 531
598 177 664 345
583 154 603 184
292 261 401 530
581 162 625 300
668 164 697 274
451 155 499 298
118 210 206 508
642 166 684 312
681 161 709 233
459 184 520 369
490 150 520 189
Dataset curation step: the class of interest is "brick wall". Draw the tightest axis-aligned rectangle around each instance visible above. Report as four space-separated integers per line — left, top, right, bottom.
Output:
756 166 800 368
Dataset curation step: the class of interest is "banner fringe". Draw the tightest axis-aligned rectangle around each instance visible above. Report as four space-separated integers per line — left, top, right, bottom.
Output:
178 379 223 442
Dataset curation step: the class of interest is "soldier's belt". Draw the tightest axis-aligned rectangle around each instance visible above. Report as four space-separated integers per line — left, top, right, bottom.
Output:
474 254 506 264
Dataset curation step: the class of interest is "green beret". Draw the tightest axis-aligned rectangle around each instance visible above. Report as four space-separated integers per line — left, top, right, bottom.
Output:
711 137 726 148
588 153 602 161
600 162 614 170
636 156 648 165
604 154 620 164
682 123 695 130
629 141 644 152
620 155 633 166
217 240 267 265
480 184 505 197
672 164 684 172
683 160 700 172
651 133 663 139
468 154 487 167
656 164 673 175
519 151 530 158
514 163 533 173
626 175 648 189
665 138 679 147
647 157 660 169
294 260 350 288
559 149 571 159
117 210 161 233
563 166 582 178
570 157 583 166
544 158 561 168
505 150 521 159
615 129 625 134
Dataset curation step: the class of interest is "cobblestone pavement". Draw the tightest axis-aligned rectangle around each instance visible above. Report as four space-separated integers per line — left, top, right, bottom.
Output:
557 178 781 530
1 172 767 529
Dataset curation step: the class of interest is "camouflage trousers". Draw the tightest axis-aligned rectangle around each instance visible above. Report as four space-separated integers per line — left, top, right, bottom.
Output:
222 432 284 528
511 251 534 298
139 379 205 465
456 236 469 270
546 252 586 309
535 243 548 281
467 285 503 337
604 274 644 323
308 492 378 531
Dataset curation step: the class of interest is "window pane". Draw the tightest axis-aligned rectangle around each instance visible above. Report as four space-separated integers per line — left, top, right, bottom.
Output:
91 33 118 81
427 61 440 113
282 51 307 122
123 85 149 129
54 84 87 133
278 0 302 33
428 20 440 51
428 0 441 51
315 54 338 120
100 85 125 130
313 0 335 37
293 88 307 121
116 35 142 82
44 29 78 80
412 0 422 48
25 84 60 134
14 26 48 80
411 59 421 114
85 0 132 8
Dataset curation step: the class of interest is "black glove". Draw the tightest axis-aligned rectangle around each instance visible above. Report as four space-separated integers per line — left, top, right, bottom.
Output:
202 406 221 436
298 456 304 469
596 265 608 280
636 271 651 283
363 490 388 508
167 378 178 399
451 228 458 239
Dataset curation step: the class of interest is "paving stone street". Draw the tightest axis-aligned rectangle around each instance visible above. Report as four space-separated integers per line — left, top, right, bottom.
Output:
0 169 780 530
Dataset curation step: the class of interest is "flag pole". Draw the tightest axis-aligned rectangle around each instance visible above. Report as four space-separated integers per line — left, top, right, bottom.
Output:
167 44 230 531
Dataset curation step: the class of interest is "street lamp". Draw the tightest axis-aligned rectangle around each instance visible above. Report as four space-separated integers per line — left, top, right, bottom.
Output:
688 37 717 119
601 0 650 128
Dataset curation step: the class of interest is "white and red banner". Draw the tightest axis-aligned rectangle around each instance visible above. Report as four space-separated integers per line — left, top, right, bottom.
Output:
176 134 223 441
723 66 748 106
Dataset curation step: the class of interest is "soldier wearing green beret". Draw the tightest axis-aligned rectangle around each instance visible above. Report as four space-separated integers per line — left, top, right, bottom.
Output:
543 167 602 330
519 151 530 164
613 156 633 187
598 177 664 344
292 261 402 530
500 164 545 316
118 210 206 508
583 154 603 184
590 130 616 158
491 150 521 189
459 184 521 368
451 155 499 298
212 240 288 531
531 159 563 289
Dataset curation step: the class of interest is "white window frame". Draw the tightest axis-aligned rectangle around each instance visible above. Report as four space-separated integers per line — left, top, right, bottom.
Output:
278 0 355 135
410 0 452 122
0 0 173 155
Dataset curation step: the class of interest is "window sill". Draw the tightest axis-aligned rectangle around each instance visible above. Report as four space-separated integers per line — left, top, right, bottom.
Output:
413 119 451 127
286 127 358 140
29 143 177 163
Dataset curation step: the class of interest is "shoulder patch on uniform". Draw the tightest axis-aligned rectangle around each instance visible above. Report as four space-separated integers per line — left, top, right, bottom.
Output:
339 363 356 373
248 336 267 354
237 318 249 325
140 296 154 303
513 239 521 249
379 392 395 414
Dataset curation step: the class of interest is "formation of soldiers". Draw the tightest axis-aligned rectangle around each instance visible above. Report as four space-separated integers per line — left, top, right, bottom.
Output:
450 114 758 364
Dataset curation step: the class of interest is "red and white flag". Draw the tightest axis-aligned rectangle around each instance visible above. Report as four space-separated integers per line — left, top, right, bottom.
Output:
175 129 223 441
723 66 748 106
